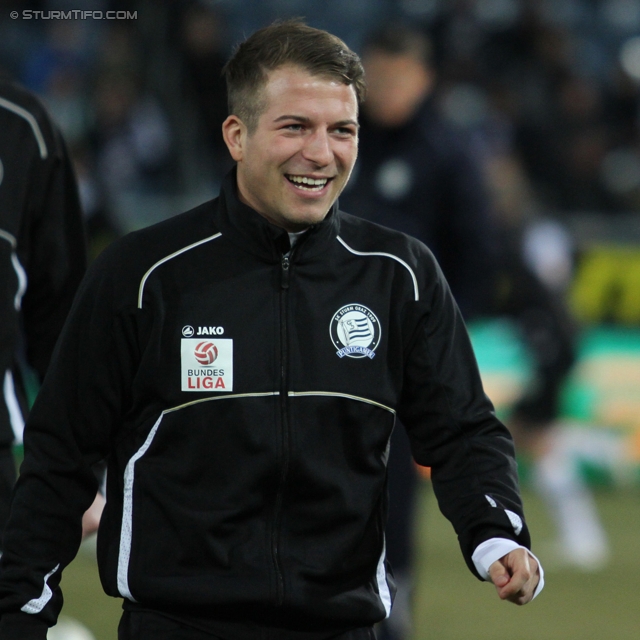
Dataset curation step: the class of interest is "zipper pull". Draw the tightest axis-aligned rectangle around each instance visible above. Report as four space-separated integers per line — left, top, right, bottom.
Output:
281 254 290 289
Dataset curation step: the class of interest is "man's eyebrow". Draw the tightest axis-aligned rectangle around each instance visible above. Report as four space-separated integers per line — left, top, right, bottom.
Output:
274 115 309 123
273 115 360 129
334 119 360 130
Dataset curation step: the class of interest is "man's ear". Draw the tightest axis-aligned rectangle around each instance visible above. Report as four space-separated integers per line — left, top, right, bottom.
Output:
222 115 246 162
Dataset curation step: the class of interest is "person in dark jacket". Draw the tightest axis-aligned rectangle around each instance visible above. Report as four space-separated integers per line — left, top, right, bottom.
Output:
341 23 603 640
340 27 503 640
0 78 88 537
0 21 541 640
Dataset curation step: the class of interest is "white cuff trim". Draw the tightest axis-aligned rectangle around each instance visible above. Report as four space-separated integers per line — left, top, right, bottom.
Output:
472 538 545 599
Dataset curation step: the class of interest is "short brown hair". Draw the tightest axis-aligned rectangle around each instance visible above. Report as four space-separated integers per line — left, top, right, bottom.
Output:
223 19 366 132
363 24 433 67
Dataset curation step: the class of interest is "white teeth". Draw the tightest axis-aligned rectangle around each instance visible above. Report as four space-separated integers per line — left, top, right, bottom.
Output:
288 175 328 189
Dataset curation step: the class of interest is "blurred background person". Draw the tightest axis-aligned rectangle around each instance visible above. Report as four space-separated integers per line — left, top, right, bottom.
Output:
88 66 176 229
0 73 102 639
482 150 612 571
340 22 610 639
173 0 231 179
0 76 87 529
341 24 500 640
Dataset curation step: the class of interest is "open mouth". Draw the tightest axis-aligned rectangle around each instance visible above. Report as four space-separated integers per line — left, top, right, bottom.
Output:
286 175 331 191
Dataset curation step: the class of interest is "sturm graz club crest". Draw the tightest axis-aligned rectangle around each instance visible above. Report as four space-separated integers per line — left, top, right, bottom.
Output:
330 304 381 359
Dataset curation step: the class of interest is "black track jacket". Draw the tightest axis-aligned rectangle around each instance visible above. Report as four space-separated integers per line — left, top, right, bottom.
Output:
0 170 529 639
0 80 86 448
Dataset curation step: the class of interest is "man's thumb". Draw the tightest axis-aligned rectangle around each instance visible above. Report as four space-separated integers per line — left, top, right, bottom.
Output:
489 562 510 587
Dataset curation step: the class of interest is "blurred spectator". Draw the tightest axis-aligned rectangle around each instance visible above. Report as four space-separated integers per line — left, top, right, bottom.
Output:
20 18 97 145
40 63 91 148
483 150 610 571
341 22 610 638
71 143 118 260
88 67 176 232
344 23 499 315
21 20 89 97
95 20 143 77
174 1 232 179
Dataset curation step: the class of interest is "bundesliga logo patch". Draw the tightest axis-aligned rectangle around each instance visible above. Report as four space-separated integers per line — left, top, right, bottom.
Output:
330 304 381 359
181 338 233 391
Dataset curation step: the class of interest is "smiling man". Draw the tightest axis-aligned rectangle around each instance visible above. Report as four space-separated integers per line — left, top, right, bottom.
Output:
0 20 540 640
223 64 359 231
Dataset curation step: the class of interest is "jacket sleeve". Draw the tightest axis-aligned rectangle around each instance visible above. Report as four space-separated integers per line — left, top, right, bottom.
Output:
19 117 87 381
0 246 139 637
398 254 530 578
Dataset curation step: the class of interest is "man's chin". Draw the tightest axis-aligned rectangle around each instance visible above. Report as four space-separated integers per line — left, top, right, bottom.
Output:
283 208 331 231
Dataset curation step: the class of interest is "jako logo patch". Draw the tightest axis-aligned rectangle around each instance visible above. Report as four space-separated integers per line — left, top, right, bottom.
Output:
330 304 381 359
181 338 233 391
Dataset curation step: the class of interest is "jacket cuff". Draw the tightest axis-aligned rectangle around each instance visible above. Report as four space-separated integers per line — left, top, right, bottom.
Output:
472 538 545 600
463 521 530 580
0 611 50 640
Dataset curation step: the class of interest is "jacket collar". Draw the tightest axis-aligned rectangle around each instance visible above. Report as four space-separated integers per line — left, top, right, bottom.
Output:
214 167 340 263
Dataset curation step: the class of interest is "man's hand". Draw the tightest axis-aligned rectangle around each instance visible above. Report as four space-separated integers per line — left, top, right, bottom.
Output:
82 492 106 538
489 548 540 605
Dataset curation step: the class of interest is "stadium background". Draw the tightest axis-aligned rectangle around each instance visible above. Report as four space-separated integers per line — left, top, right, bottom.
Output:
2 0 640 638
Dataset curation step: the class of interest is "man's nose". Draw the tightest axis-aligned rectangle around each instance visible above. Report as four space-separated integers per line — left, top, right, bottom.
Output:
302 129 333 166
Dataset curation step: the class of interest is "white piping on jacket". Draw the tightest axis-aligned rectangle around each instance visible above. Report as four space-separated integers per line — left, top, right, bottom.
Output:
117 412 162 601
1 229 28 311
0 97 48 159
3 370 25 444
10 252 27 310
336 236 419 301
137 233 222 308
21 564 60 614
0 229 17 247
288 391 395 414
116 391 279 601
376 537 393 618
115 389 395 601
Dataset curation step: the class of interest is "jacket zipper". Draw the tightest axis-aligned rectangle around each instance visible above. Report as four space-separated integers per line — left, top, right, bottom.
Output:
272 252 291 606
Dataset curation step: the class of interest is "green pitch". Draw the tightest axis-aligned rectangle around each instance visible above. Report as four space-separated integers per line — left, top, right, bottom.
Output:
412 483 640 640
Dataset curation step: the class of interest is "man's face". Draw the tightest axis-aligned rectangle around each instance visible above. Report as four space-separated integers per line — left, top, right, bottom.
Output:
223 65 359 231
362 51 432 127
